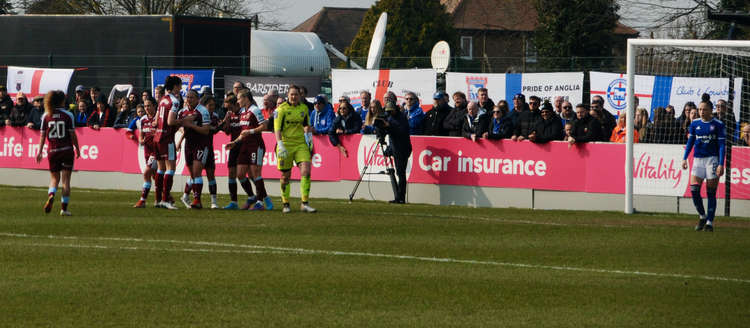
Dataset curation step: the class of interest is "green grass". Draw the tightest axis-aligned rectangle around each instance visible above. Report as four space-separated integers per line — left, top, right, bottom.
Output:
1 185 749 327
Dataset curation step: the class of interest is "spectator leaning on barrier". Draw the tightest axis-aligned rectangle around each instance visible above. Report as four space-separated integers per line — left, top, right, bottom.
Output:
681 105 699 141
113 98 136 129
512 95 542 141
311 95 335 135
403 91 424 135
484 101 514 140
553 96 564 116
740 123 750 146
422 91 451 136
560 100 576 127
299 86 314 113
328 101 361 158
589 100 615 141
444 91 467 136
26 96 44 129
8 92 31 127
362 100 384 134
74 85 92 114
568 103 602 145
610 111 639 143
74 101 89 127
462 101 488 141
154 86 165 102
647 106 680 144
0 85 12 126
529 101 563 144
355 90 371 123
476 87 494 114
677 101 696 130
635 107 652 143
509 93 528 126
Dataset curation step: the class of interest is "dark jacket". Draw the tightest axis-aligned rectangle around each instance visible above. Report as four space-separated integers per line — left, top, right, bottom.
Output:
422 102 451 136
9 102 31 127
599 110 617 140
571 115 603 143
461 113 489 139
647 120 681 144
74 111 89 127
478 99 495 114
531 116 564 143
385 110 412 154
26 106 43 129
443 105 466 136
113 109 136 128
0 95 13 126
328 112 362 146
485 116 514 140
513 109 542 138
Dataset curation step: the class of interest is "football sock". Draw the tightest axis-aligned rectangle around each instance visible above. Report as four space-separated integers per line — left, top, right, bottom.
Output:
48 187 57 198
155 170 164 202
253 177 267 200
239 178 254 198
164 170 175 201
184 178 193 195
300 176 311 203
690 184 705 217
228 178 238 202
281 181 290 204
192 177 203 201
141 182 151 201
61 196 69 211
706 187 717 223
208 179 217 196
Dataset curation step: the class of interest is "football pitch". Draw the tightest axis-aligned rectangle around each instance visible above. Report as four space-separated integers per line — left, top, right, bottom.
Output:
1 185 749 327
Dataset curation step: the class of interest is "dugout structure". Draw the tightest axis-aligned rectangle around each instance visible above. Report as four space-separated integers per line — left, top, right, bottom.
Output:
625 39 750 215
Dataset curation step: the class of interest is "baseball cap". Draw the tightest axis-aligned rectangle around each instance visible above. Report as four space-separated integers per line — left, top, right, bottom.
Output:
314 95 327 104
513 93 525 101
541 101 553 112
433 91 445 100
75 85 85 92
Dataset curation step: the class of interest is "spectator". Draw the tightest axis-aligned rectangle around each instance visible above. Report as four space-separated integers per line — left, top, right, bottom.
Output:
310 95 335 135
88 98 114 129
677 101 696 129
443 91 467 136
589 100 615 140
564 122 574 142
568 103 602 145
403 91 424 135
476 87 494 114
740 123 750 146
462 101 488 141
553 96 564 116
25 96 44 129
681 105 699 141
8 92 31 127
560 100 576 127
483 101 514 140
664 104 676 120
422 91 451 136
73 85 92 114
113 98 136 129
511 95 542 141
355 90 371 123
261 94 276 131
635 107 652 143
89 86 104 107
509 93 528 126
609 112 639 143
646 106 680 144
0 85 12 126
384 91 398 108
141 89 151 104
299 86 314 113
154 85 165 101
231 81 243 97
714 99 737 141
74 101 89 127
362 100 384 134
127 92 139 109
328 102 361 157
529 101 563 143
125 104 146 139
276 96 285 108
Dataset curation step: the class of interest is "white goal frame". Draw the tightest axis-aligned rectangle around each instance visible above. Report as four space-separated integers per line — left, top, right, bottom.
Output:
625 38 750 214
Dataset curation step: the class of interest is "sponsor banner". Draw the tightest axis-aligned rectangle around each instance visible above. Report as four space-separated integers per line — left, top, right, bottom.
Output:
590 71 738 118
151 69 215 98
2 127 749 200
224 75 321 105
332 69 436 111
445 72 584 111
6 66 75 101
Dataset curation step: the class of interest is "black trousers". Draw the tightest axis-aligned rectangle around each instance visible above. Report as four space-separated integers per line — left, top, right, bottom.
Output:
393 149 411 202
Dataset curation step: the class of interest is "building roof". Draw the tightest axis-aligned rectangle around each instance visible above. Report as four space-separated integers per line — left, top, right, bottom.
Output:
441 0 638 35
292 7 369 52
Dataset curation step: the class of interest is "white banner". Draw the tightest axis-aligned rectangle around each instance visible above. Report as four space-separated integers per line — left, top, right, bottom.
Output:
6 66 75 101
445 72 583 110
633 143 689 196
332 69 436 110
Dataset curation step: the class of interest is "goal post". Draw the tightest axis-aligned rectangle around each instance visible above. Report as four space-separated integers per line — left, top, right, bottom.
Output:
625 39 750 215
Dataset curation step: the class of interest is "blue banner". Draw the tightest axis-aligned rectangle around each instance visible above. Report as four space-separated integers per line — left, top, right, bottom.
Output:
150 69 215 98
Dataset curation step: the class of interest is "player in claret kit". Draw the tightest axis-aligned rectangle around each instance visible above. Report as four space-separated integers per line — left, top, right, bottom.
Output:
180 94 221 209
221 93 246 209
35 90 79 216
153 75 183 210
682 94 726 232
133 97 158 208
225 89 272 210
176 90 212 209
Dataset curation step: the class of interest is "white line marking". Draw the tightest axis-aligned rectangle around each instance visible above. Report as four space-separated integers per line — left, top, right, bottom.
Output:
2 232 749 284
10 242 295 256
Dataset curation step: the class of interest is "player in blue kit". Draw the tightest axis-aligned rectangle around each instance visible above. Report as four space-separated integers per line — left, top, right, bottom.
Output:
682 94 726 232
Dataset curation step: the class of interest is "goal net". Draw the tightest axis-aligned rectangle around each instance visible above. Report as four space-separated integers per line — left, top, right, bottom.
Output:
625 39 750 216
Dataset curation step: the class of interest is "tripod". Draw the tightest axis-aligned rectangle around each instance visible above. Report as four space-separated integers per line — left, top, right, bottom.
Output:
348 139 398 202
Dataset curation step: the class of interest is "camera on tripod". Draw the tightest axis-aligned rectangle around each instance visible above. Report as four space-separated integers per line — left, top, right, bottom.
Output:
373 112 389 146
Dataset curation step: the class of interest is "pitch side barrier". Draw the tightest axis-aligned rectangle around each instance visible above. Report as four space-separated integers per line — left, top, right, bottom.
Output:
2 126 749 200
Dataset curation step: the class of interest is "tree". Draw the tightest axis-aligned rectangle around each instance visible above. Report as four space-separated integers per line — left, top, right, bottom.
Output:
1 0 13 14
18 0 285 29
533 0 620 69
345 0 458 68
617 0 748 39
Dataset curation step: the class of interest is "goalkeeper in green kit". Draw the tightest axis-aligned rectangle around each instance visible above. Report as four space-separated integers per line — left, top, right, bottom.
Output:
274 85 317 213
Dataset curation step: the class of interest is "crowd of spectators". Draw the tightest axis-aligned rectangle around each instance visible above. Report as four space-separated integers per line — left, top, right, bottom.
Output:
1 83 747 151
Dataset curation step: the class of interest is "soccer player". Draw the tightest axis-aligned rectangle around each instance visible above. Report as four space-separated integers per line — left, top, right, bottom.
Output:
225 89 273 210
221 93 251 209
201 95 221 208
682 94 726 232
274 85 316 213
176 90 212 209
35 90 79 216
153 76 183 210
133 97 158 208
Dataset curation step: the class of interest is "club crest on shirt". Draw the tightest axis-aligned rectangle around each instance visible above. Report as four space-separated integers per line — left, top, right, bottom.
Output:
710 125 715 131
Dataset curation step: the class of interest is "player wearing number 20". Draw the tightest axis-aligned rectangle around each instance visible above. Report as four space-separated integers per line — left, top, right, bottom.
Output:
682 94 725 232
36 90 80 216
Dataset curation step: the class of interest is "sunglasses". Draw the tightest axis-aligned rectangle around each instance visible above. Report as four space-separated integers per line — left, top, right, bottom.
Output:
405 97 415 100
563 106 572 109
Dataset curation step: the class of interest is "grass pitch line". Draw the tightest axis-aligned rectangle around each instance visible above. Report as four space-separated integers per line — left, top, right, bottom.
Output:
13 242 297 256
3 232 749 284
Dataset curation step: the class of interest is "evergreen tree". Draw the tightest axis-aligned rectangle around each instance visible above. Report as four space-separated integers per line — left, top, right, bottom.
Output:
345 0 458 68
0 0 13 14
